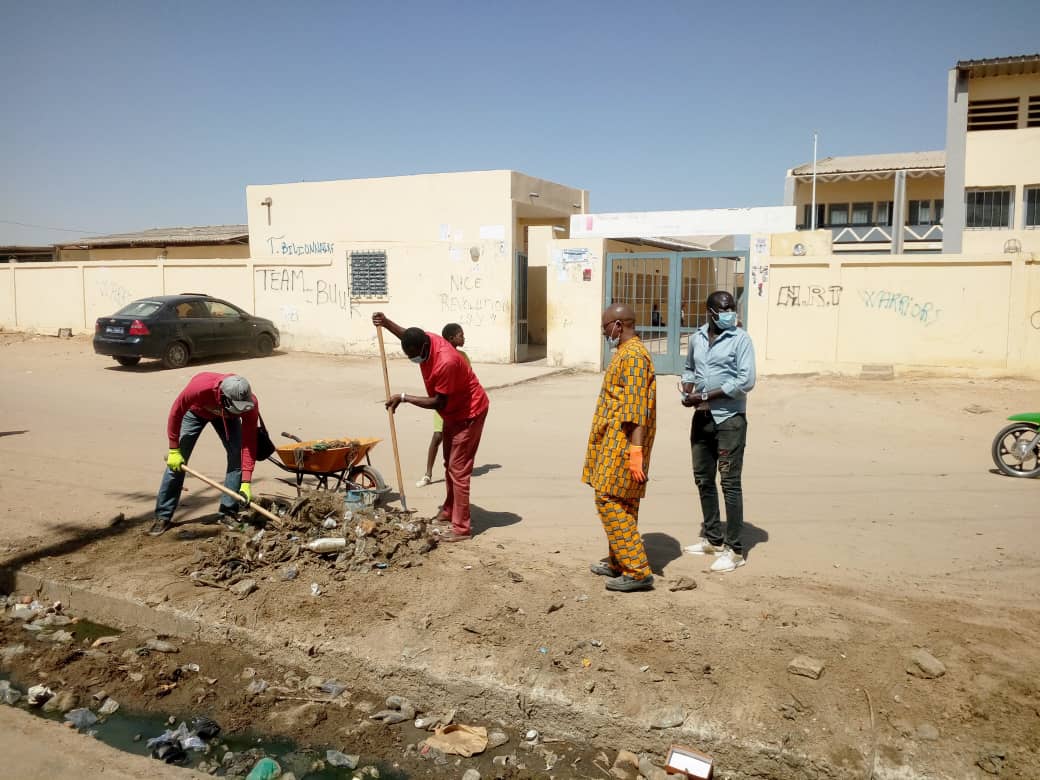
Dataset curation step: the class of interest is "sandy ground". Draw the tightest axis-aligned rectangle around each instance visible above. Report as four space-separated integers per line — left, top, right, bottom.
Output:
2 333 1039 778
0 705 204 779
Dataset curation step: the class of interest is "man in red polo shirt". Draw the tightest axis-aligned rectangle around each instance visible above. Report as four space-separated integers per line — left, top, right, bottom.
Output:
373 312 489 542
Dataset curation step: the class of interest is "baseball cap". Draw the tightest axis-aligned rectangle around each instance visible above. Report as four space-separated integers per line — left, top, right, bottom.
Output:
219 375 255 414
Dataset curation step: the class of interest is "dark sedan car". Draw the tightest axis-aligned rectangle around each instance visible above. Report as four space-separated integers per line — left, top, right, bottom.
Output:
94 294 280 369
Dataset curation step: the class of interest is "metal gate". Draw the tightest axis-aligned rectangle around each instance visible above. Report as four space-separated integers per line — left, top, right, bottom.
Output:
514 251 529 362
605 250 747 375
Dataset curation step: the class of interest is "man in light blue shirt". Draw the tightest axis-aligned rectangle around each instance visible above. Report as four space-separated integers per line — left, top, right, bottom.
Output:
680 290 756 573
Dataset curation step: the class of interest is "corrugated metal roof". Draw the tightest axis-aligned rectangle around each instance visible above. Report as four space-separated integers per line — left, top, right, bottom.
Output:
956 53 1040 77
791 151 945 176
59 224 248 248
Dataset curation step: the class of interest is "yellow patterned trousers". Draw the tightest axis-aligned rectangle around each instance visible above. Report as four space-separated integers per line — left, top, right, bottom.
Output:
595 492 652 579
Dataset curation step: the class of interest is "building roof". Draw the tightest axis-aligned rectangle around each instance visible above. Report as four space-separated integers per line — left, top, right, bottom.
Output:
791 151 945 177
956 53 1040 78
58 224 248 249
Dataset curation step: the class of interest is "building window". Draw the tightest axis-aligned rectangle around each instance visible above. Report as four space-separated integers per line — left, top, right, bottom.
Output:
1028 96 1040 128
801 203 825 229
967 97 1020 131
828 203 849 226
851 202 873 226
349 250 388 299
908 200 930 225
875 201 892 227
965 188 1014 229
1026 187 1040 228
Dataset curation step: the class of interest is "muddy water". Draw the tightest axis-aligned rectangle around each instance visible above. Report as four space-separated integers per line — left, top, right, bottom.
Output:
1 670 407 779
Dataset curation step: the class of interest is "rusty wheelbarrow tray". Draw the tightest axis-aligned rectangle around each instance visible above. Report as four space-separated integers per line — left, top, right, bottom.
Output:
268 433 389 498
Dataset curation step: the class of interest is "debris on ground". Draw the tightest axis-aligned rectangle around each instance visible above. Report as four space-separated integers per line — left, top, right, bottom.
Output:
667 576 698 592
787 654 826 679
184 490 439 588
907 648 946 679
370 694 417 724
421 724 488 757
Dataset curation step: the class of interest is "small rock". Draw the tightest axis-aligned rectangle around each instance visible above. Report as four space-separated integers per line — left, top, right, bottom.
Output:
492 755 511 767
282 565 299 581
667 576 698 592
907 648 946 679
487 730 509 749
326 750 359 769
42 690 77 713
646 704 685 729
547 602 564 614
639 755 671 780
976 749 1007 775
246 679 268 695
583 680 596 694
91 635 119 649
99 698 120 716
787 655 825 679
916 723 940 741
507 570 524 583
128 672 144 683
613 749 639 772
524 729 539 742
462 770 481 780
41 630 74 643
145 638 179 654
891 718 914 738
229 579 258 599
575 593 589 602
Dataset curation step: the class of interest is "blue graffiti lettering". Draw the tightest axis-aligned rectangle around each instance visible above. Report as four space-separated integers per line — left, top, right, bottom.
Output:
858 289 941 326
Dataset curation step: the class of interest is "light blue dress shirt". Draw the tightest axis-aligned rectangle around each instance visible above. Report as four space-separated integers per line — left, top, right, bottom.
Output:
681 325 756 423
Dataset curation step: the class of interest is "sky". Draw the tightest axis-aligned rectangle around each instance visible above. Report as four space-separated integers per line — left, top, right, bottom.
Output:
2 0 1039 246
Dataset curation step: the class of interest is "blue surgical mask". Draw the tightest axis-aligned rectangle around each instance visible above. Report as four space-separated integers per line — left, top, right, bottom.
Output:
409 355 424 364
712 310 737 331
605 321 621 348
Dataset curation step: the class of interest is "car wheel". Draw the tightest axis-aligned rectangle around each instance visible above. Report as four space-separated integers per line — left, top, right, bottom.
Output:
114 356 141 367
161 341 190 369
256 333 275 356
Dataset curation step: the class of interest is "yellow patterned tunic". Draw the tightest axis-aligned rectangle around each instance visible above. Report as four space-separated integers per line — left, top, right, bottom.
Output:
582 337 657 500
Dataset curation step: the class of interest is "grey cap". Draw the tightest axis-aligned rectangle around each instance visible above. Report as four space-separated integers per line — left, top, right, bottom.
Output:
219 375 255 413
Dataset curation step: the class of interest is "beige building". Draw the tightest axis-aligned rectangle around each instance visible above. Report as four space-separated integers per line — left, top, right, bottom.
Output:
785 53 1040 256
55 225 250 262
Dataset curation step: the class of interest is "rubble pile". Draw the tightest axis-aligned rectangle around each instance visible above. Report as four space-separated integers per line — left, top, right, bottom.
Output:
185 490 437 589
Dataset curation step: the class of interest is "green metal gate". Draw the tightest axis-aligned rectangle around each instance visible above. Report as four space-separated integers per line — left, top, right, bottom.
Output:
605 250 748 375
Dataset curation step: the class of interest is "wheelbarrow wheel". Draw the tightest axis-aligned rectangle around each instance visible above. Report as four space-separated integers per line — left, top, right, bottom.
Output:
348 464 387 495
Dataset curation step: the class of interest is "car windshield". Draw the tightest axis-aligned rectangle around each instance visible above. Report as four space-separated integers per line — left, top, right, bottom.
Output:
115 300 162 318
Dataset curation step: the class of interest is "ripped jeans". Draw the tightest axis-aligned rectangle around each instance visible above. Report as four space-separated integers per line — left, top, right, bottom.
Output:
691 411 747 555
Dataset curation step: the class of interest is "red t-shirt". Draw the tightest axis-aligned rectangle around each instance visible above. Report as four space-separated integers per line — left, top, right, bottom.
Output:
420 333 489 423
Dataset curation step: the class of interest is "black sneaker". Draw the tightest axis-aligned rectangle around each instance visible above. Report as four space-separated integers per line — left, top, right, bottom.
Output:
589 561 620 577
146 518 172 537
605 574 655 592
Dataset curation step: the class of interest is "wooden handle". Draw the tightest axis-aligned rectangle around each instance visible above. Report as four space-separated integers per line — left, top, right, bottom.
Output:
182 465 281 525
376 326 408 511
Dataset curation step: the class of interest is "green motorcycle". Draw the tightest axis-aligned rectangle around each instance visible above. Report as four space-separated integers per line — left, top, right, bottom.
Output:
992 413 1040 478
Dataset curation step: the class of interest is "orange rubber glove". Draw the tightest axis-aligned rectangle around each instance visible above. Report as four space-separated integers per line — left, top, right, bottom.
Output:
628 444 647 483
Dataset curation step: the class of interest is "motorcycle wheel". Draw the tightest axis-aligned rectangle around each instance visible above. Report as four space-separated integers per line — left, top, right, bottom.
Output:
991 422 1040 478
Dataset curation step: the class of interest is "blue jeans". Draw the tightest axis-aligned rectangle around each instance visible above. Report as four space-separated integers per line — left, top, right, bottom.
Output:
155 411 242 521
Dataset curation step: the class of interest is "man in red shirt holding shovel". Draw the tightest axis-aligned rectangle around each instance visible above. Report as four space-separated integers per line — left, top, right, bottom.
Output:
373 313 489 542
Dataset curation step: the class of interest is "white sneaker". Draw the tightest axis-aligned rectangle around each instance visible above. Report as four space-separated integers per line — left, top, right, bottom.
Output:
710 547 746 573
683 537 721 556
415 475 432 487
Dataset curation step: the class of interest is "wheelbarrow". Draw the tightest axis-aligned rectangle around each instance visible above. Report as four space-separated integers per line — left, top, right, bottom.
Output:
268 432 389 501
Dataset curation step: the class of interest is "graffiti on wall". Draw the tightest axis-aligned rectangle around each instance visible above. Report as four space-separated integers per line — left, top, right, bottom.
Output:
858 289 941 326
95 277 134 308
1031 310 1040 330
264 236 335 257
256 268 360 319
775 284 843 307
439 273 507 327
750 265 769 297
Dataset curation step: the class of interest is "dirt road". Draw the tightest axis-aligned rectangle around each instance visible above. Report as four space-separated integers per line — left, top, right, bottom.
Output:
2 334 1039 778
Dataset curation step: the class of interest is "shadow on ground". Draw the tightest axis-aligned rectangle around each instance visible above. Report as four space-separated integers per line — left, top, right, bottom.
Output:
471 504 521 536
472 463 502 477
103 351 288 373
642 532 683 575
743 521 769 558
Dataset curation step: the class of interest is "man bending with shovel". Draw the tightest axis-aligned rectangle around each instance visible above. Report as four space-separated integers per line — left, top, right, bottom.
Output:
148 373 261 537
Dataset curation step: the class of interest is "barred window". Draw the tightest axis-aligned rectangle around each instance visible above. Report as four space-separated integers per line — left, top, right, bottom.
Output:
349 251 388 299
1027 96 1040 128
967 97 1019 131
965 188 1014 229
1026 187 1040 228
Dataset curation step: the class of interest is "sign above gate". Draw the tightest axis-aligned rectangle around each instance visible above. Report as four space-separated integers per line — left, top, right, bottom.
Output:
570 206 795 240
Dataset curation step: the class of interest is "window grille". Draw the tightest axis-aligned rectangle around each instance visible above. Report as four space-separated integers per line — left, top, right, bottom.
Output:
967 97 1019 131
349 251 388 299
1028 96 1040 128
965 188 1014 229
1025 187 1040 228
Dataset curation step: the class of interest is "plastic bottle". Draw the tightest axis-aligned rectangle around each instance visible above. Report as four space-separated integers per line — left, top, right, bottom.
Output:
306 537 347 553
246 757 282 780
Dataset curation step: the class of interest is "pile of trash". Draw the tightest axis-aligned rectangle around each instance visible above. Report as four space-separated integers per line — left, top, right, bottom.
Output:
186 490 437 589
147 716 222 764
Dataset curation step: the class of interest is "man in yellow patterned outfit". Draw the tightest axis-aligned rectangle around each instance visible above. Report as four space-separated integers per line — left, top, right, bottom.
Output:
582 303 656 592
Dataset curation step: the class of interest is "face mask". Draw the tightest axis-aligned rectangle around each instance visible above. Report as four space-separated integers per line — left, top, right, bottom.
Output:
409 343 429 364
712 309 737 331
605 320 621 348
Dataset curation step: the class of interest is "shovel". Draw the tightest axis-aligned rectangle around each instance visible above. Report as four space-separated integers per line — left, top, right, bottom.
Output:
181 465 281 526
375 325 410 512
